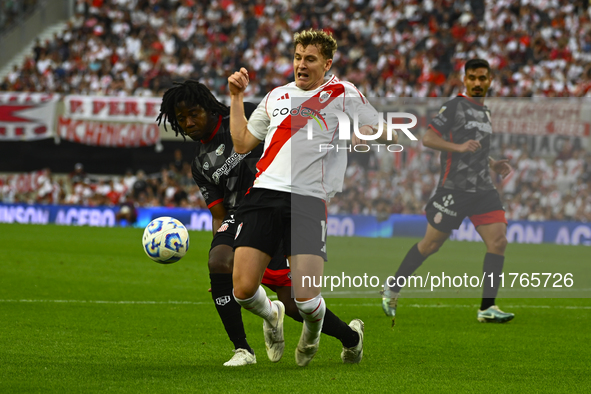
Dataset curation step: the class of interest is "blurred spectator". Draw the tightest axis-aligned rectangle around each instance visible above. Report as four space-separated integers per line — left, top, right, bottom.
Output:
131 169 149 200
69 163 87 184
115 196 138 226
36 167 63 204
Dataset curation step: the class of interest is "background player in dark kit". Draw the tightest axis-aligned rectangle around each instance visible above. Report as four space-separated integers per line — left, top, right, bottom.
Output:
382 59 515 325
157 80 359 366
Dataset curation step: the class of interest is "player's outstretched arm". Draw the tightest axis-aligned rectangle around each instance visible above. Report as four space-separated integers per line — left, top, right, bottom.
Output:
228 68 260 154
489 157 512 178
423 128 480 153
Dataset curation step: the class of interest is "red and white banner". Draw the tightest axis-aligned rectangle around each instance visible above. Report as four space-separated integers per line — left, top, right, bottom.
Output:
0 92 60 140
0 170 44 194
486 99 590 137
63 95 161 123
372 97 591 137
57 117 160 147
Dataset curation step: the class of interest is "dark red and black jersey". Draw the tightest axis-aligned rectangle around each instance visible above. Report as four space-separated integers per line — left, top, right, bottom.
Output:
428 94 494 192
191 102 261 213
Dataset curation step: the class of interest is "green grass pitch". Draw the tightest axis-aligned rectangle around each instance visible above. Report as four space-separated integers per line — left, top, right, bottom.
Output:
1 223 590 393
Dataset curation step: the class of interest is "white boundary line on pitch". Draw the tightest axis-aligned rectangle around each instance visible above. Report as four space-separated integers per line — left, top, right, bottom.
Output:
0 299 590 309
328 303 591 309
0 299 210 305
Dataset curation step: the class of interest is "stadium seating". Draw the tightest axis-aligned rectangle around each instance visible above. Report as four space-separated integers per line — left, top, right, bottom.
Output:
1 0 590 221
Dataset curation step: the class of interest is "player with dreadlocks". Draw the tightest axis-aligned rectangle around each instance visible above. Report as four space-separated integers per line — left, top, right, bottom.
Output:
157 80 361 367
157 80 230 141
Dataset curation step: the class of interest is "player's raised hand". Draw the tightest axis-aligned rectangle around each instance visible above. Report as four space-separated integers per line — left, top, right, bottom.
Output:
353 123 394 146
352 125 372 146
490 158 512 178
458 140 481 153
228 67 249 96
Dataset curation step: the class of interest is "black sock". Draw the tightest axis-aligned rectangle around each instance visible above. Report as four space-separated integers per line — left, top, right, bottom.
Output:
209 273 252 353
322 308 359 348
389 243 427 293
481 253 505 310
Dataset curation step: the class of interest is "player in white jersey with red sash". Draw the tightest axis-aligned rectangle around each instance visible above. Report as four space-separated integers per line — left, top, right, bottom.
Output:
227 29 395 367
245 74 379 200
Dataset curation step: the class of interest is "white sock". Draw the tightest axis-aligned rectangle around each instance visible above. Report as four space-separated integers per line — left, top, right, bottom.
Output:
295 295 326 344
233 286 276 323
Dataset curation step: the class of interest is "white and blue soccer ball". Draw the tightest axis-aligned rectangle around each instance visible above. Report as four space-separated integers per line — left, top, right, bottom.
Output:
142 217 189 264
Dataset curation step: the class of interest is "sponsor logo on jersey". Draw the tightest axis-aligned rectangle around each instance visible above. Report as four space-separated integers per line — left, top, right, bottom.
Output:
442 194 455 207
439 106 447 114
203 162 209 170
211 151 251 184
433 201 458 216
215 295 231 306
465 121 492 133
277 93 290 101
466 108 487 122
319 90 332 103
215 144 225 156
272 105 328 130
217 223 229 232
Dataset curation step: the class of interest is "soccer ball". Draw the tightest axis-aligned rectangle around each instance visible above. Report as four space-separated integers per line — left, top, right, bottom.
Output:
142 217 189 264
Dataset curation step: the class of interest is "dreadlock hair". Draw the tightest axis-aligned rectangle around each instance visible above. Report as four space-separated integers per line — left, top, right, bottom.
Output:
156 80 229 140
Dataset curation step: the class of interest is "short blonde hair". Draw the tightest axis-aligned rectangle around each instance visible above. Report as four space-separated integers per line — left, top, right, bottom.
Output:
293 29 337 60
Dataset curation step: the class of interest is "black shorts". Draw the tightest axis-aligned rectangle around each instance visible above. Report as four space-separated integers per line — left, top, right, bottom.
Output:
425 188 507 233
211 213 290 284
233 188 328 261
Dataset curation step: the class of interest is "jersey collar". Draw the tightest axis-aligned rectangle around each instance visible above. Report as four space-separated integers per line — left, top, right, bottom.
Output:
200 114 223 144
459 93 484 107
293 74 337 92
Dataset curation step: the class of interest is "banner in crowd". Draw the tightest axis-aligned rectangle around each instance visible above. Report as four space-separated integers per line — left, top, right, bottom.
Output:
1 93 590 153
57 95 163 147
370 97 591 156
0 93 60 141
487 98 591 137
63 95 161 124
0 170 45 194
1 203 589 247
57 117 160 147
371 97 591 138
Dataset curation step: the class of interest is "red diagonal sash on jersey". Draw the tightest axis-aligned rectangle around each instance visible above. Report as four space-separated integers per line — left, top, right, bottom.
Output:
255 84 345 180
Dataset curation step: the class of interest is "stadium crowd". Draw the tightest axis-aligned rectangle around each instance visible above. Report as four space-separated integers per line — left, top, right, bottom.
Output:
2 144 591 222
1 0 591 223
2 0 591 97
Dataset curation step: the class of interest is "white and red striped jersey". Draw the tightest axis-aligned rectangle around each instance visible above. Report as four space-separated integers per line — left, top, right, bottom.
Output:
247 75 380 200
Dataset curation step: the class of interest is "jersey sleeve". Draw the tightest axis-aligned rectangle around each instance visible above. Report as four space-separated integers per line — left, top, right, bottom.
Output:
342 82 380 126
191 159 224 209
246 93 271 141
428 103 454 138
